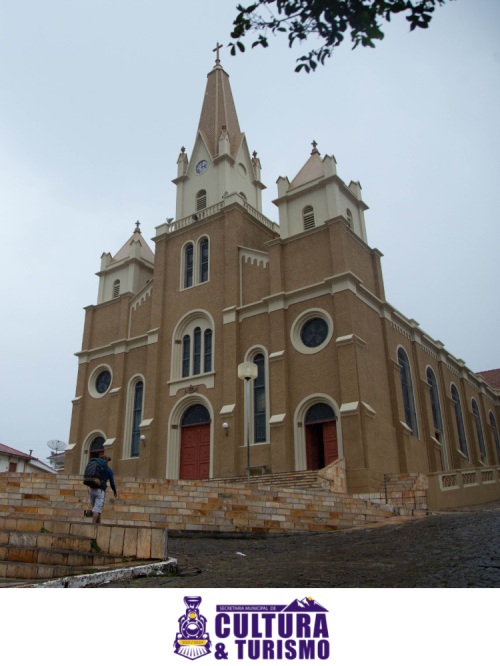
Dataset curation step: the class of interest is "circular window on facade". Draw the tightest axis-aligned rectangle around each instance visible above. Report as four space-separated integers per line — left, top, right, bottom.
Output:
88 365 113 398
238 163 247 178
95 370 111 394
291 309 334 355
300 317 329 348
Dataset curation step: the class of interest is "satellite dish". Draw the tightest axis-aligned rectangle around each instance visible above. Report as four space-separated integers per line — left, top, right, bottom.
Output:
47 440 67 454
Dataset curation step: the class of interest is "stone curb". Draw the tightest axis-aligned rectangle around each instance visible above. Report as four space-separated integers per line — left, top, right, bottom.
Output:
18 558 177 588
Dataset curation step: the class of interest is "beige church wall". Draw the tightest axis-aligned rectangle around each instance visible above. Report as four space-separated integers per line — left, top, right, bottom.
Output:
281 229 333 294
86 298 128 350
336 188 363 238
241 259 270 306
129 290 152 339
285 188 330 238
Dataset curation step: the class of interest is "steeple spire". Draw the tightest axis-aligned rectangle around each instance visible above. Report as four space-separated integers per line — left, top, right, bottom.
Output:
197 51 243 159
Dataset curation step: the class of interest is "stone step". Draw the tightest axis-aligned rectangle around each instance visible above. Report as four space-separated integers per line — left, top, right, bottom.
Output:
0 543 127 568
0 557 144 580
0 528 95 553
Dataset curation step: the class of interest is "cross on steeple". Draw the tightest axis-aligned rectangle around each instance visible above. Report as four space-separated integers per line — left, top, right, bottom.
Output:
213 41 222 65
311 140 319 154
135 221 141 233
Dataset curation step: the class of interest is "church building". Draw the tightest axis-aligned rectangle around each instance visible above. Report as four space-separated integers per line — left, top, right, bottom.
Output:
64 53 500 494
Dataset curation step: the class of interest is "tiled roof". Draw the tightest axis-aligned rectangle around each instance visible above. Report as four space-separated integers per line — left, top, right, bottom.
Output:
0 443 32 459
477 368 500 389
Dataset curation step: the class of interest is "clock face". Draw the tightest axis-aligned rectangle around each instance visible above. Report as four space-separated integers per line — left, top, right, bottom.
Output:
196 160 208 175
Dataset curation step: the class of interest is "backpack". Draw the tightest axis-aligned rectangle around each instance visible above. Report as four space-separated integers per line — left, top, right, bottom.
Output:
83 458 107 489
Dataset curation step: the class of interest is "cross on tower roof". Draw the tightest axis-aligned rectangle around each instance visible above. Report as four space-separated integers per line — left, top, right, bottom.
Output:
213 41 222 65
311 140 319 154
135 221 141 233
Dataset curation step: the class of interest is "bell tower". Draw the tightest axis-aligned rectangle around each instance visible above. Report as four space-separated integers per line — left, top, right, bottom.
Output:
172 46 266 221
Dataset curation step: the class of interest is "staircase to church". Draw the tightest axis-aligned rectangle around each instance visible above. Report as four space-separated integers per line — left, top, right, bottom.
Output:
210 470 321 490
0 471 408 547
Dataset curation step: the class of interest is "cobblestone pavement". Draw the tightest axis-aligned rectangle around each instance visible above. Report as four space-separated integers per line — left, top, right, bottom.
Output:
99 502 500 588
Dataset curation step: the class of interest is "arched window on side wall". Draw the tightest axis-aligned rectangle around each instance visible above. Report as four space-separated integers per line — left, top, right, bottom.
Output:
253 353 266 443
131 381 144 458
471 399 487 464
197 190 207 211
346 209 353 228
113 280 120 298
303 206 315 230
193 327 202 375
182 335 191 378
427 368 443 434
398 347 418 437
184 244 194 288
204 329 212 372
451 384 468 459
199 238 209 283
489 412 500 464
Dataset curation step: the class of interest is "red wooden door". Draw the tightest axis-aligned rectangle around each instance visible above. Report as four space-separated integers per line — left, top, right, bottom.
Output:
180 423 210 480
322 421 338 466
305 425 320 470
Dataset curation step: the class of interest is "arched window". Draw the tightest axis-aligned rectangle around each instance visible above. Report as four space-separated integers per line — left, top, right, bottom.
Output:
197 190 207 211
182 335 191 378
184 244 194 288
426 367 443 434
182 404 210 426
398 347 418 437
451 384 468 459
253 353 266 443
303 205 315 230
193 327 202 375
305 403 336 423
89 436 105 459
204 329 212 372
130 381 143 458
199 238 209 283
346 209 353 228
113 280 120 298
489 412 500 463
471 399 487 464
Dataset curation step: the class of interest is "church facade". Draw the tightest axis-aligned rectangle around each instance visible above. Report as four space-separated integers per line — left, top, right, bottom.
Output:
64 55 500 493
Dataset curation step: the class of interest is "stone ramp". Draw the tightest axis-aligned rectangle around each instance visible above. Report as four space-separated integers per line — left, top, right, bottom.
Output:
0 472 399 534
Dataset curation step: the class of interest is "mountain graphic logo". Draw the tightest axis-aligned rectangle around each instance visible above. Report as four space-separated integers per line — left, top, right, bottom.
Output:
281 597 329 613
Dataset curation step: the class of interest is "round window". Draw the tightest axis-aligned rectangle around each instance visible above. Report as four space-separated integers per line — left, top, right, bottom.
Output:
300 318 329 348
95 370 111 394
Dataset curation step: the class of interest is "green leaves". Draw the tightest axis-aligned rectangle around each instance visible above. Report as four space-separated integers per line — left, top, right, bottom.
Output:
228 0 451 72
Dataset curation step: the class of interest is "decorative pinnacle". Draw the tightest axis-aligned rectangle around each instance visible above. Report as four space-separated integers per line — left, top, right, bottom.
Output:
252 151 257 158
181 146 185 153
135 221 141 233
311 140 319 155
213 41 222 65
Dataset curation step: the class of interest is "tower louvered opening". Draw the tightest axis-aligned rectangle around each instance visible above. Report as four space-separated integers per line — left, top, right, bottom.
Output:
303 206 315 230
197 190 207 211
113 280 120 298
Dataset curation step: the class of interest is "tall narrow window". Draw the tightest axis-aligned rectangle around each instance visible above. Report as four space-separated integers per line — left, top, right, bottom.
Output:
471 399 487 463
303 205 315 230
193 327 201 375
197 190 207 211
451 384 468 459
346 209 353 228
489 412 500 463
253 353 266 443
426 367 443 434
199 238 209 283
131 381 143 458
182 335 191 378
113 280 120 298
204 329 212 372
398 347 418 437
184 244 193 288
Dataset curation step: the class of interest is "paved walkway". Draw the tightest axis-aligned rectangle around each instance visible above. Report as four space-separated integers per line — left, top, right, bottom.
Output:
98 501 500 588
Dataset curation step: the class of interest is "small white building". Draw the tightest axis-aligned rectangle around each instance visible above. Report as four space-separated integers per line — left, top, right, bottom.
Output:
0 443 58 474
47 450 65 471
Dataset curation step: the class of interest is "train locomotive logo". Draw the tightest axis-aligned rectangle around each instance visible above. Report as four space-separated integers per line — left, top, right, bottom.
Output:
174 596 212 660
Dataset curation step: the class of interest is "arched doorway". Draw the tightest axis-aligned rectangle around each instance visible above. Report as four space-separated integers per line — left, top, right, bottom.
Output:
304 403 338 470
180 404 211 480
89 436 105 459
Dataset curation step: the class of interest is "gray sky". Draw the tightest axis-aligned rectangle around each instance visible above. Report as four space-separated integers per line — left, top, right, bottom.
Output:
0 0 498 464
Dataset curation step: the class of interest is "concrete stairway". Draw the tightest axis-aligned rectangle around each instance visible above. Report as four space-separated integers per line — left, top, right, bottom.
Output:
210 470 321 490
0 472 399 535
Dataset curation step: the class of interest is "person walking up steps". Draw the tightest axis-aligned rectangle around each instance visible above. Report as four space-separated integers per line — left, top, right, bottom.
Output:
84 456 118 524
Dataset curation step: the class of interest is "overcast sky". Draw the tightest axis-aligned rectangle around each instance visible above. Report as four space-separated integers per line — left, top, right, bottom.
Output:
0 0 498 464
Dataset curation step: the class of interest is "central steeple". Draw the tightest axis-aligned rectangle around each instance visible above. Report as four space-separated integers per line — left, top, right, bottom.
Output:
172 49 265 221
197 58 243 160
